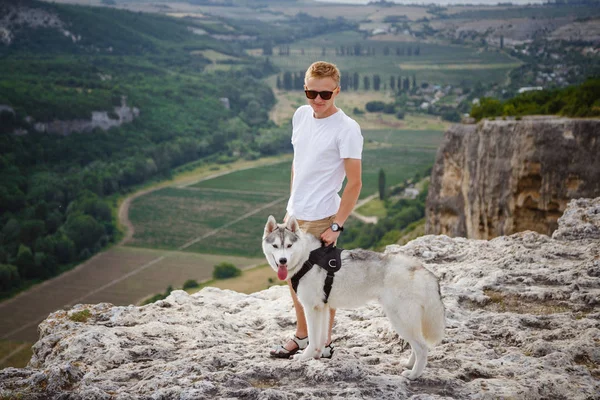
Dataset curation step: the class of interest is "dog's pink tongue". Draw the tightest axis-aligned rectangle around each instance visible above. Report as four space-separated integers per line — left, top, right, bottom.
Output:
277 266 288 280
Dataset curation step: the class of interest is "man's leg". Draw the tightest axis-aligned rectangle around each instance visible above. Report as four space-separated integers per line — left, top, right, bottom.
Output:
281 283 336 352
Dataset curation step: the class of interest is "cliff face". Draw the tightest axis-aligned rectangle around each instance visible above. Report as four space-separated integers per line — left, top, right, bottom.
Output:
426 116 600 239
0 198 599 400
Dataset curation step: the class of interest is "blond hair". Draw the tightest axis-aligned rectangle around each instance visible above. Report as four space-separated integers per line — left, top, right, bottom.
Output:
305 61 340 86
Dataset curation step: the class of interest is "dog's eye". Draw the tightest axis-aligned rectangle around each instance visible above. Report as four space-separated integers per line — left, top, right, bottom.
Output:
272 244 278 248
286 244 292 248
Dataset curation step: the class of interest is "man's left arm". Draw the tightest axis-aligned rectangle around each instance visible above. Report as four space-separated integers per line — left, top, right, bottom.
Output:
321 158 362 245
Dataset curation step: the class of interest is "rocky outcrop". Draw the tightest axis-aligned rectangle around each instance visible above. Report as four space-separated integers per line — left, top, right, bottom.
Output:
0 197 599 399
32 97 140 136
1 97 139 136
0 2 78 45
426 116 600 239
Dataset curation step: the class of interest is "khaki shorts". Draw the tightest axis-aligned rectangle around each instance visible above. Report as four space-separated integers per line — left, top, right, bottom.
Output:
297 215 336 239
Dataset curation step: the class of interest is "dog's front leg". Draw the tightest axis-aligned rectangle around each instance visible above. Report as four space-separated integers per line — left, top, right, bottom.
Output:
294 306 325 361
318 304 330 351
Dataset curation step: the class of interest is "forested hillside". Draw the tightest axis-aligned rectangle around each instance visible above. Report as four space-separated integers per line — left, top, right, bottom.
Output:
0 0 304 297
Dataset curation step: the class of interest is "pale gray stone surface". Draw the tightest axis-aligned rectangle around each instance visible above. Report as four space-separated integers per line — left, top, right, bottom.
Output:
1 198 599 399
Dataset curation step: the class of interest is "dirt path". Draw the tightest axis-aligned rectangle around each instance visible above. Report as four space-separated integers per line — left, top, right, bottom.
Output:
118 186 158 245
351 192 380 224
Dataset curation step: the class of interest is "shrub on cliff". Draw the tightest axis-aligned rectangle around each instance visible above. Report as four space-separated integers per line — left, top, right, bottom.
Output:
470 78 600 121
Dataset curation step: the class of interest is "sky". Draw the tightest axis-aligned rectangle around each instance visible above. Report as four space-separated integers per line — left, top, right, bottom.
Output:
317 0 547 5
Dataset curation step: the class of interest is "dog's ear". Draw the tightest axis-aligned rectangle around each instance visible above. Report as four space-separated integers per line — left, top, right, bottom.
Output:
286 215 300 233
264 215 278 238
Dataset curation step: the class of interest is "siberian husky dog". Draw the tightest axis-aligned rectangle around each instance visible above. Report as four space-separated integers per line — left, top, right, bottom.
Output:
262 215 445 380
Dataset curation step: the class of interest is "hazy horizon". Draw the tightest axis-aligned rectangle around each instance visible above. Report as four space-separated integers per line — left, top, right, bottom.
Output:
317 0 547 5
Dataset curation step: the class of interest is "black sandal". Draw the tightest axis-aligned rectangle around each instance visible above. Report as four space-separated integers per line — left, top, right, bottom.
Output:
321 343 335 359
270 335 308 358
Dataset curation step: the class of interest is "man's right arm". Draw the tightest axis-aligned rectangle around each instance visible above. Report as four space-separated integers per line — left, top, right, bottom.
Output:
284 165 294 223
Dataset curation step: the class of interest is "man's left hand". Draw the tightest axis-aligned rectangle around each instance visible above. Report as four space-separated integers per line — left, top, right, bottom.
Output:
321 229 340 246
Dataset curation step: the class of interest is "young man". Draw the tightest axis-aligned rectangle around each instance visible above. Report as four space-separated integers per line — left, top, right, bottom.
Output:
270 61 363 359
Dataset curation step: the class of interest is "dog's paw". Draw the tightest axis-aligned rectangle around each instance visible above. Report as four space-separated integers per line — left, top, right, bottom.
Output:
293 346 321 361
401 369 419 380
293 350 310 361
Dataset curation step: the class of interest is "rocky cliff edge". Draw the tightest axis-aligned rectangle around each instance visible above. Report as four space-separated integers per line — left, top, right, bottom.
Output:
1 198 599 399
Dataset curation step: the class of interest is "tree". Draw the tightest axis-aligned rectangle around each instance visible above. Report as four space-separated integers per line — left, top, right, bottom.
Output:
470 98 503 121
183 279 199 289
366 101 386 112
363 76 370 91
54 234 76 264
63 214 105 253
2 219 21 245
378 169 386 200
353 72 359 90
0 264 20 291
383 103 396 114
213 262 241 279
390 76 396 92
373 75 381 91
16 244 35 279
293 72 304 90
340 73 350 90
69 192 112 223
19 220 46 247
283 72 293 90
262 43 273 56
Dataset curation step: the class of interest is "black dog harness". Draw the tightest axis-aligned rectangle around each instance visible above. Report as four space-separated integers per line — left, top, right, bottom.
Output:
291 245 343 304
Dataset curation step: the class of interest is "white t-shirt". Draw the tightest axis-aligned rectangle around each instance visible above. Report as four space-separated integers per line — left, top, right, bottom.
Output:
286 105 363 221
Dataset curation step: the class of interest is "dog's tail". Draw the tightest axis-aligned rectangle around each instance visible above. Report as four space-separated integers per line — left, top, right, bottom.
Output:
422 279 445 347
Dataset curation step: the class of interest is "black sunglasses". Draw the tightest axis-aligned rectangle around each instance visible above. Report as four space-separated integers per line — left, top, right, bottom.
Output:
304 88 337 100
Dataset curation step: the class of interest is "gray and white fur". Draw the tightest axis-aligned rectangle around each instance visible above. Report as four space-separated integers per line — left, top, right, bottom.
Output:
262 215 445 380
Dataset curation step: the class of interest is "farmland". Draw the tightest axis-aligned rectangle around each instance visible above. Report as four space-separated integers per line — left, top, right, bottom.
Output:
127 128 443 258
260 30 520 89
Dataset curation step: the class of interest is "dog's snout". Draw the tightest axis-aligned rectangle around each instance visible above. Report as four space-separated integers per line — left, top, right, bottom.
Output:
279 257 287 265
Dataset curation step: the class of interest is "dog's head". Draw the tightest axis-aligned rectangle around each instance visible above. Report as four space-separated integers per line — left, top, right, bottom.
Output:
262 215 303 281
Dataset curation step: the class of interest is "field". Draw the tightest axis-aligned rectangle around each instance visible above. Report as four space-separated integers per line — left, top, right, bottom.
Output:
0 245 262 341
259 30 520 89
127 127 442 257
0 245 264 368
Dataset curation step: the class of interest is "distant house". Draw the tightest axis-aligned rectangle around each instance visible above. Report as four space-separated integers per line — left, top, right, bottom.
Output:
219 98 230 109
404 188 419 199
518 86 543 94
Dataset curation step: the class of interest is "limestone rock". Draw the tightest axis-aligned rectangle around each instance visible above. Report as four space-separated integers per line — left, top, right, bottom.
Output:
32 97 140 136
426 117 600 239
1 198 599 399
